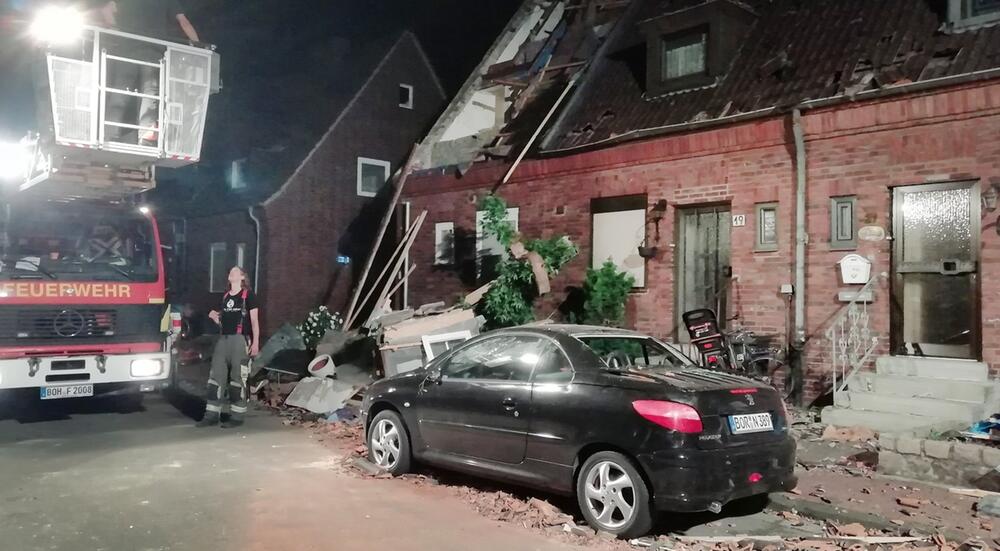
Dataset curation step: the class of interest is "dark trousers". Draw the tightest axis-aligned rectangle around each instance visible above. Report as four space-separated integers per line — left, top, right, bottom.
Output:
206 335 249 420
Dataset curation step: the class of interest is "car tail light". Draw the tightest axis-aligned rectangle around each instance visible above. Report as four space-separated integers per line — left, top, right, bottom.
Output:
632 400 703 434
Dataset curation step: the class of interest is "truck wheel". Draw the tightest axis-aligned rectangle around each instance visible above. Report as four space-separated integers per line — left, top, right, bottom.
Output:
577 451 653 538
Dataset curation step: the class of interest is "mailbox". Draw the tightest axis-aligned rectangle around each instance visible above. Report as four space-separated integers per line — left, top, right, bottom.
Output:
838 254 872 284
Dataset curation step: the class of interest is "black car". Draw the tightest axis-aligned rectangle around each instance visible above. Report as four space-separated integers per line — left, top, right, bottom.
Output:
362 325 796 537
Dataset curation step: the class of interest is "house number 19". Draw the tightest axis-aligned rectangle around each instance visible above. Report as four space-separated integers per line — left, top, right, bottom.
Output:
732 214 747 227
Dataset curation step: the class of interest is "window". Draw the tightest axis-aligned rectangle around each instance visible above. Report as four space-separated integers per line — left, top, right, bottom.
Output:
661 31 707 80
830 196 856 250
755 203 778 252
434 222 455 265
209 242 227 292
532 344 574 385
948 0 1000 29
236 242 247 269
591 195 647 287
577 336 691 371
475 207 519 281
440 334 545 382
228 159 246 190
357 157 391 197
398 84 414 109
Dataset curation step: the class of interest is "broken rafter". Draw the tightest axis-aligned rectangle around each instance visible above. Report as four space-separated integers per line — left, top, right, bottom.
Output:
343 144 420 325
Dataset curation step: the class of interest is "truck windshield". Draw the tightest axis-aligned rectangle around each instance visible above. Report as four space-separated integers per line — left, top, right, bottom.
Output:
0 203 158 283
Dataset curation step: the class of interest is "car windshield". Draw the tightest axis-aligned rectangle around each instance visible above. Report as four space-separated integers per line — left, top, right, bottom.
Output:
0 202 158 282
577 336 691 371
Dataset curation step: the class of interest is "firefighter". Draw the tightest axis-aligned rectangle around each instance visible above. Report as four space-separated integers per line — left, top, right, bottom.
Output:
98 1 201 145
199 266 260 428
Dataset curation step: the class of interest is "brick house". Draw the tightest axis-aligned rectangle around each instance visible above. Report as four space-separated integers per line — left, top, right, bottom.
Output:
157 31 446 335
401 0 1000 433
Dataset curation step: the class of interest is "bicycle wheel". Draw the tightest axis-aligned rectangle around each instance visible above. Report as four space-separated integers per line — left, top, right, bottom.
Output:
748 357 795 401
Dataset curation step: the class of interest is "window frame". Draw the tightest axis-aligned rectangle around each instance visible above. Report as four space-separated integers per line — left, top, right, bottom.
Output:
357 157 391 198
235 242 247 269
948 0 1000 30
433 222 455 266
590 195 648 288
829 196 857 250
209 242 227 293
229 159 247 191
660 30 708 81
754 203 779 252
398 83 414 109
475 206 519 281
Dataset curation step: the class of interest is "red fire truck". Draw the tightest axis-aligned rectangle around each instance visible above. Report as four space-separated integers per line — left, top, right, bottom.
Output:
0 7 219 403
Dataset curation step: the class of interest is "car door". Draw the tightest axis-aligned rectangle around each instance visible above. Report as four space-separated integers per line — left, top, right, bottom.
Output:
416 333 543 464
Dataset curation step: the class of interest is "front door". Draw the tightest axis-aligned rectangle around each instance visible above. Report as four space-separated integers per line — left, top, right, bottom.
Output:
676 206 732 340
892 182 979 359
417 334 543 464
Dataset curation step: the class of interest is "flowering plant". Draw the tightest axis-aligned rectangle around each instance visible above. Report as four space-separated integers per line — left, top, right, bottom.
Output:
297 306 344 350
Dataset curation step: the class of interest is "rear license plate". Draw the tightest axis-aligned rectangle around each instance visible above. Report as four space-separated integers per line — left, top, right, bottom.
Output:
729 412 774 434
40 384 94 400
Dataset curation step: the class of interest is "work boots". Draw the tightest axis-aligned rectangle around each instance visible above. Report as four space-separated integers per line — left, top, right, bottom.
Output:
221 418 244 429
195 412 220 428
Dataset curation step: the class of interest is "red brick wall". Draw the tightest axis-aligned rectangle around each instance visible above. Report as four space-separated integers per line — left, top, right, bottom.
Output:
260 35 446 336
403 79 1000 402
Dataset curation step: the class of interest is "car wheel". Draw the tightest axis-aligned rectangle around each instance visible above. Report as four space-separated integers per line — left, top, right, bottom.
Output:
367 410 412 475
577 451 653 538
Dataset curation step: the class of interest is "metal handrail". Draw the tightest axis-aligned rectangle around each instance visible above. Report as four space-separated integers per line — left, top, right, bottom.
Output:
825 275 882 406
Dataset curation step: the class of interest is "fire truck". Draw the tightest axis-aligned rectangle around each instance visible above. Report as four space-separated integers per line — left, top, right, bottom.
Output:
0 7 219 404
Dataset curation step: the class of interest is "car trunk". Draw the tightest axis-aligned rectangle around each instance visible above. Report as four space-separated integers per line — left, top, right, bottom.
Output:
630 368 788 450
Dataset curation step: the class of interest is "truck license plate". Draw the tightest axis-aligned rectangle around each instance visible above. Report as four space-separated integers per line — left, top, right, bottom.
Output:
40 384 94 400
729 412 774 434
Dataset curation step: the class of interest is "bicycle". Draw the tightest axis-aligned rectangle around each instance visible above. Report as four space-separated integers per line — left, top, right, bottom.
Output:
720 328 796 401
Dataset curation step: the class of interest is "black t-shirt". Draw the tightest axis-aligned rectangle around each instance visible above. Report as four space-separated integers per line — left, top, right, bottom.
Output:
219 289 258 337
111 0 186 40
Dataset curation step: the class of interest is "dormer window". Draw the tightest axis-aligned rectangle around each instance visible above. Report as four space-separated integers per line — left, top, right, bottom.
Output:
640 1 755 97
947 0 1000 30
661 31 707 80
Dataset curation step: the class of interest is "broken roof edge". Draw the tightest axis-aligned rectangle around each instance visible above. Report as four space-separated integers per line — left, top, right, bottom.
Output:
538 0 643 152
539 66 1000 157
261 31 434 209
636 0 757 25
415 0 547 168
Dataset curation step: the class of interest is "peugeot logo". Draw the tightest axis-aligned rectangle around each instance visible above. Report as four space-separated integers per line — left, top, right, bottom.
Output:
745 394 755 406
53 310 87 338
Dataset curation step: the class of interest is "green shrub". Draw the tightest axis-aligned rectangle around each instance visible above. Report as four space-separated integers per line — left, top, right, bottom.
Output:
578 260 635 327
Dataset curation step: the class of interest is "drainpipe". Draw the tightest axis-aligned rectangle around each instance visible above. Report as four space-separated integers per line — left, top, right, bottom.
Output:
248 206 262 293
790 109 808 403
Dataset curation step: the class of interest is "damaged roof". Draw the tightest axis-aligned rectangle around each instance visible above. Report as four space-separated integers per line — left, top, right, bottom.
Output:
541 0 1000 152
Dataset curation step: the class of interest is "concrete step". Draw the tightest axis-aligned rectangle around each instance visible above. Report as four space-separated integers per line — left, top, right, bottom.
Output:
848 372 996 403
845 391 984 422
820 407 970 437
876 356 988 381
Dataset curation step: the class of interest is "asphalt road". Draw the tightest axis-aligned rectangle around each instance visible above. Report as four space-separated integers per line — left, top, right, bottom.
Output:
0 391 586 551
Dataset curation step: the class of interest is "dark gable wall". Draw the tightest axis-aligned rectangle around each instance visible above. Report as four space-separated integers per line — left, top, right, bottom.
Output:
260 34 446 336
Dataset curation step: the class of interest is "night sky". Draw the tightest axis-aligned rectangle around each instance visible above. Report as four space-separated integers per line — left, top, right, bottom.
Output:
0 0 522 161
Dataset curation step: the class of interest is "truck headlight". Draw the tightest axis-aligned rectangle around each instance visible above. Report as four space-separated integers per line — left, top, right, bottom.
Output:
131 359 163 377
30 6 85 45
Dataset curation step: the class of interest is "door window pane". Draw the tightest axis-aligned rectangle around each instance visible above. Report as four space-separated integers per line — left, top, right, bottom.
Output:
901 273 973 357
441 335 544 382
532 344 574 384
901 188 972 263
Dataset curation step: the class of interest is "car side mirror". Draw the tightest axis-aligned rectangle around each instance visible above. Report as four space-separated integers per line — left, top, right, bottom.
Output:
426 367 443 384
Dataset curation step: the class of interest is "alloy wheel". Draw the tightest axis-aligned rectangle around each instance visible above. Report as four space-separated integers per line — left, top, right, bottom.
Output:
370 418 401 469
583 460 636 530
